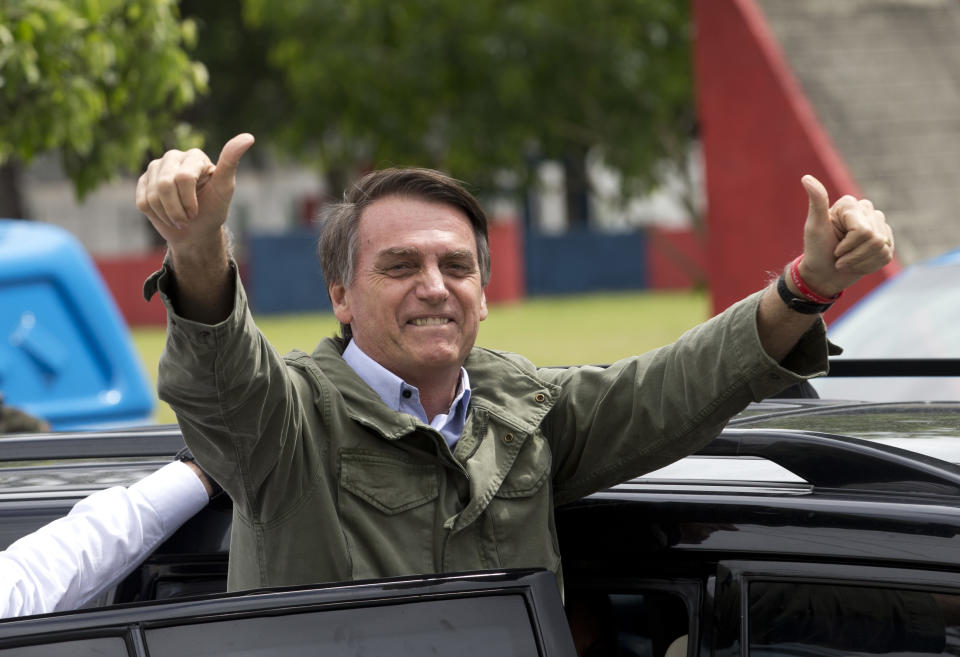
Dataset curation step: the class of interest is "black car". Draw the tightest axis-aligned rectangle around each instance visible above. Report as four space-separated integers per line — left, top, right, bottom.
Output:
2 361 960 656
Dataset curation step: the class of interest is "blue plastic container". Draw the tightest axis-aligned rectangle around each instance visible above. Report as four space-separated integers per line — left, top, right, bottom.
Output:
0 219 154 429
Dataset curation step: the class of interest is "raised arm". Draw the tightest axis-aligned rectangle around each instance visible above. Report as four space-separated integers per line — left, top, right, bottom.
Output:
757 175 894 362
135 133 255 324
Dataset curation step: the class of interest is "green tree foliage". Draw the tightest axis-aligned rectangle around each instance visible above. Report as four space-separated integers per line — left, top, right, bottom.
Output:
178 0 290 164
193 0 693 212
0 0 207 204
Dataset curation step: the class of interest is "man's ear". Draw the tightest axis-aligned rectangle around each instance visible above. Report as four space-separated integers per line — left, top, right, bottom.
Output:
479 289 488 321
329 283 353 324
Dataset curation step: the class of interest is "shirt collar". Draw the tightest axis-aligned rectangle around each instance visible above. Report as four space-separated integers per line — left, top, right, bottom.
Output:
341 339 471 418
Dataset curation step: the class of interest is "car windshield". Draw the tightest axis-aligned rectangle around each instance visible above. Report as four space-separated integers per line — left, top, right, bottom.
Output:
809 253 960 402
827 256 960 358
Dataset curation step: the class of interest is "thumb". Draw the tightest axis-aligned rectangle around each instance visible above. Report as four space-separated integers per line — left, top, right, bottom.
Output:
801 174 830 224
213 133 255 182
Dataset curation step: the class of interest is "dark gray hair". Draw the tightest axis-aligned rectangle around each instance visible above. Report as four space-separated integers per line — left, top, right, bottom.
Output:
317 167 491 342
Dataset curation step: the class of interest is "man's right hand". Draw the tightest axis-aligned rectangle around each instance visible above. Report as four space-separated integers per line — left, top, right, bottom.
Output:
136 133 254 324
136 133 255 250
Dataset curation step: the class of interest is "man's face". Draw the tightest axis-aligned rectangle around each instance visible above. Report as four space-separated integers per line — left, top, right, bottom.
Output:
329 195 488 383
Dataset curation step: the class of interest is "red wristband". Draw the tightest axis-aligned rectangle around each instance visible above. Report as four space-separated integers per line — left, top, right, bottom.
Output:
788 256 843 305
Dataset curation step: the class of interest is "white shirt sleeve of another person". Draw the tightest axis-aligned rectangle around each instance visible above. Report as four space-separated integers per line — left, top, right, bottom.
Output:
0 460 209 618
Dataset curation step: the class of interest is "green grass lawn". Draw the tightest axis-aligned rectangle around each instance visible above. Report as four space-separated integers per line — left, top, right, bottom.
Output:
132 290 708 424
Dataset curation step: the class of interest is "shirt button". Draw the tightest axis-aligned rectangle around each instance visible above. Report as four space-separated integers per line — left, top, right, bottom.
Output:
503 433 514 443
402 390 412 399
535 393 546 403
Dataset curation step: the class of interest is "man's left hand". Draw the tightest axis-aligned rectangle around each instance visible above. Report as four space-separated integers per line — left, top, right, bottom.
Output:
797 174 895 298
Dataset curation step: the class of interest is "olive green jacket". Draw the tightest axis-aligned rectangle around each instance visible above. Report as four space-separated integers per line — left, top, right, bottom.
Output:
146 264 830 592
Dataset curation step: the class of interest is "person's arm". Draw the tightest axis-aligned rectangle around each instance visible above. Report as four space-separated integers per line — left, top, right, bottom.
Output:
0 461 209 618
135 133 255 324
757 175 894 361
544 176 893 501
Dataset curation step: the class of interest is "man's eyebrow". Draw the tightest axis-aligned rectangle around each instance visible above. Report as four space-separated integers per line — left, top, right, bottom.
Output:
376 247 420 259
375 247 476 260
440 249 477 260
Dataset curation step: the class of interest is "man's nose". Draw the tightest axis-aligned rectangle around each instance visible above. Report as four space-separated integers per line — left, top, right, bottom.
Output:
416 265 449 302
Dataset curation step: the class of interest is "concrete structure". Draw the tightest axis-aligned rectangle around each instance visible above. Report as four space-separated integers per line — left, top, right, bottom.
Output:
757 0 960 267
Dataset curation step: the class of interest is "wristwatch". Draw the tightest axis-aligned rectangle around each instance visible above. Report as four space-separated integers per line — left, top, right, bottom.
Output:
176 446 224 499
776 274 834 314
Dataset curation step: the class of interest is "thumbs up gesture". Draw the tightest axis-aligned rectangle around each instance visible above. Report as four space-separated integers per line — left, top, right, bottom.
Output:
795 175 895 298
136 134 256 249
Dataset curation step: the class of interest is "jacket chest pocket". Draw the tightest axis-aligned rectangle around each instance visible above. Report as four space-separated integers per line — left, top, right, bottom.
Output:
487 432 560 570
338 449 439 580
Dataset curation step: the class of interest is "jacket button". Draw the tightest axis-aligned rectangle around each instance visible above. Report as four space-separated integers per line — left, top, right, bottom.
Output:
535 393 546 403
503 433 514 443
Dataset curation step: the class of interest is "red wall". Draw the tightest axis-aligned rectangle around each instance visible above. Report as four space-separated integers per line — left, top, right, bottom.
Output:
485 220 525 304
693 0 899 320
95 250 167 326
646 227 707 290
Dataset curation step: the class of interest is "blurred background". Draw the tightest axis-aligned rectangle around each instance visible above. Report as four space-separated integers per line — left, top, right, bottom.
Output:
2 0 959 425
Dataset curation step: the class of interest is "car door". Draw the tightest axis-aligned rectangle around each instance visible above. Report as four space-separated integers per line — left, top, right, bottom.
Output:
713 561 960 657
0 569 577 657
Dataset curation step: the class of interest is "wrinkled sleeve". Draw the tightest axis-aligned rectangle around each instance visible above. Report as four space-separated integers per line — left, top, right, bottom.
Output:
541 290 833 504
144 259 313 516
0 461 207 618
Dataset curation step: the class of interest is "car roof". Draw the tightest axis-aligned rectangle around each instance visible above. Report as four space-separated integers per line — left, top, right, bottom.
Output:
618 399 960 497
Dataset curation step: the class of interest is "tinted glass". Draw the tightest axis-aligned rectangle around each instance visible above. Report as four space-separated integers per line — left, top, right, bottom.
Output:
146 594 539 657
566 590 689 657
748 581 960 656
0 637 127 657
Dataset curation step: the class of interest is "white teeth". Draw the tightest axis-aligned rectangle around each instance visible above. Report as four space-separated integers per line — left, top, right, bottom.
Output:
411 317 449 326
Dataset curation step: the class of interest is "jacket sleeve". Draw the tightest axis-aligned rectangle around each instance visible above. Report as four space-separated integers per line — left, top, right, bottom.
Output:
144 260 316 515
0 461 207 618
540 290 832 505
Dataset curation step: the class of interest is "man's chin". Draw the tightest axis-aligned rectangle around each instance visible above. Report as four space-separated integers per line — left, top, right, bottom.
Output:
408 344 465 369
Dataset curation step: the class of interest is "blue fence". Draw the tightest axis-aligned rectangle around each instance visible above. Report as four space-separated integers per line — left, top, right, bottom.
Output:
248 230 333 313
523 229 647 295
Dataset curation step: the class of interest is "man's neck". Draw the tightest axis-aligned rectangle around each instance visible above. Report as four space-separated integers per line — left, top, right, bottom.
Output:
341 340 466 423
409 371 462 422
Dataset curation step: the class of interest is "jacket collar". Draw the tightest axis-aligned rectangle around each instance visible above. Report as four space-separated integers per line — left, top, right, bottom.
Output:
290 339 560 439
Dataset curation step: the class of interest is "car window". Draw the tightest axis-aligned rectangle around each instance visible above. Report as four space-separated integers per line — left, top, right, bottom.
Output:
0 636 127 657
565 588 691 657
145 594 540 657
828 262 960 359
747 581 960 656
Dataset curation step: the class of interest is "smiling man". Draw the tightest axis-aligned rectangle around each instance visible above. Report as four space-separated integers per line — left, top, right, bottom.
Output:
137 133 894 592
